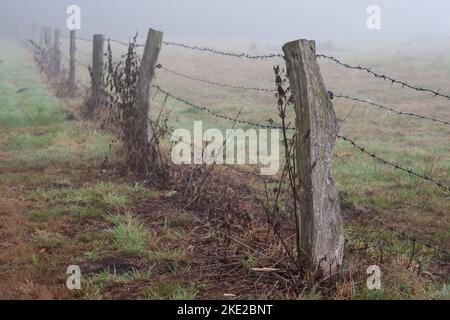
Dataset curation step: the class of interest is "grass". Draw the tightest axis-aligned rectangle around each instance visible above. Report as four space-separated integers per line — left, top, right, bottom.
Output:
144 282 198 300
107 212 154 257
0 39 448 300
34 230 66 249
30 208 66 221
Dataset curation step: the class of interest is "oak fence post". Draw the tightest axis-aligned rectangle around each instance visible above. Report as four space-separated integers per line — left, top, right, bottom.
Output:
283 39 344 278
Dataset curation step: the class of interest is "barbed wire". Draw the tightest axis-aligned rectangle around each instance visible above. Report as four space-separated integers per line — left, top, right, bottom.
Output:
161 41 284 60
163 109 448 258
335 95 450 127
155 63 450 126
61 34 93 44
154 85 450 193
338 135 450 192
318 54 450 101
159 87 450 257
156 64 276 93
61 52 90 70
154 85 281 129
57 35 450 100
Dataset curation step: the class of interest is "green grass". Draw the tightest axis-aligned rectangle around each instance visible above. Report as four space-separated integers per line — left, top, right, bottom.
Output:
107 212 154 257
28 182 158 208
82 267 154 300
30 208 66 221
144 282 198 300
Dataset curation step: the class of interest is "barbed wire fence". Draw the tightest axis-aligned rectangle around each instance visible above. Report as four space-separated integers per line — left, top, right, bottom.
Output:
26 28 450 267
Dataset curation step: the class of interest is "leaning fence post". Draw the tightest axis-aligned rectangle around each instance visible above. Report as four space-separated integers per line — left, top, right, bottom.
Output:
136 28 163 145
52 29 61 76
283 39 344 278
68 30 77 94
87 34 104 116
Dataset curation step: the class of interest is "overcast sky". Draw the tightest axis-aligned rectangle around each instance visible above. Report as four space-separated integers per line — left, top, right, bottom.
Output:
1 0 450 48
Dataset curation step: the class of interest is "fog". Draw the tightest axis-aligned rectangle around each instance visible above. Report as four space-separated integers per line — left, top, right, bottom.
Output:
1 0 450 50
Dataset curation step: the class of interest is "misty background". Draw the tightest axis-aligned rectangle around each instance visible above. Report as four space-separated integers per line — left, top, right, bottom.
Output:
1 0 450 51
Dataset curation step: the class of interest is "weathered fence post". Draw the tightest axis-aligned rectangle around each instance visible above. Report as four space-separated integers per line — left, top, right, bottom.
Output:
136 28 163 145
87 34 104 116
44 27 53 50
52 29 61 76
283 39 344 278
68 30 77 94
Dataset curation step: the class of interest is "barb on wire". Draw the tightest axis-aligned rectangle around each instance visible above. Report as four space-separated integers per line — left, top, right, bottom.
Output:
336 94 450 126
338 135 450 192
161 41 284 60
156 64 276 93
317 54 450 100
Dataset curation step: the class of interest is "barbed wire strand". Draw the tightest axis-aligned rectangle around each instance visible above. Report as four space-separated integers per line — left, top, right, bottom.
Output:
335 95 450 127
161 41 284 60
318 54 450 101
337 135 450 192
154 85 280 129
155 64 450 126
156 64 276 93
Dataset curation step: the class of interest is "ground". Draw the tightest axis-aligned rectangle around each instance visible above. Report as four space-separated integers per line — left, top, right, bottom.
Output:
0 39 448 300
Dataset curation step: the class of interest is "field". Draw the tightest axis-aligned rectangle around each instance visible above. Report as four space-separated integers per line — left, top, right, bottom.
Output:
0 37 448 300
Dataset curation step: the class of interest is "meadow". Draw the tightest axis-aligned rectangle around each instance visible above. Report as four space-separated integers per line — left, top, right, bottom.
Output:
0 37 448 300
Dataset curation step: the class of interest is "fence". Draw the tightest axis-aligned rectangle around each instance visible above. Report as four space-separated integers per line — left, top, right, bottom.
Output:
26 24 450 279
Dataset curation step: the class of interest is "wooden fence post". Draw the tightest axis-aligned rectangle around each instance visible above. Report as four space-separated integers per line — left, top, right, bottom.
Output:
87 34 104 116
52 29 61 76
283 39 344 278
44 27 53 50
136 28 163 145
68 30 77 93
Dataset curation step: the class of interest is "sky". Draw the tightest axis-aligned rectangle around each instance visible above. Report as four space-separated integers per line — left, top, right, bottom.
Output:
1 0 450 48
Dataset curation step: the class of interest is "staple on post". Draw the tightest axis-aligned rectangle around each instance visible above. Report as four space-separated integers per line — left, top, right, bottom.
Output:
283 39 344 278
